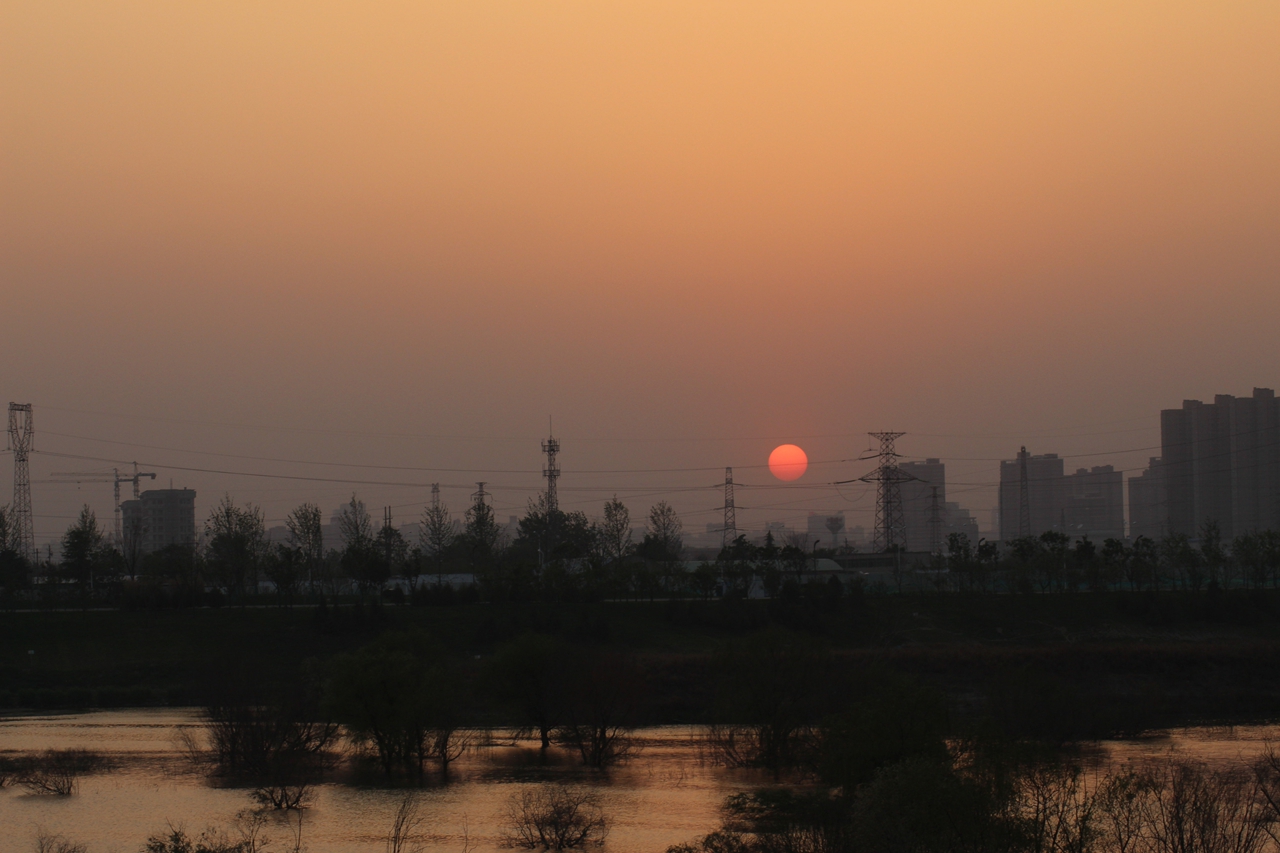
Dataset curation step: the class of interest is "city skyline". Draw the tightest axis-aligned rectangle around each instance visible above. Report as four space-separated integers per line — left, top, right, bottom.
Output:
4 2 1278 549
11 385 1277 555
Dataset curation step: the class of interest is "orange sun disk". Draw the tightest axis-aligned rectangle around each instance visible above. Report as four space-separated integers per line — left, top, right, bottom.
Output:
768 444 808 481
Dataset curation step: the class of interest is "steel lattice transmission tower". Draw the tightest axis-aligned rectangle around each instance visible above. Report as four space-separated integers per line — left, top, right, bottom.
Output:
858 431 918 552
722 467 737 548
431 482 441 509
1017 446 1032 538
928 485 943 555
7 403 36 564
542 428 560 513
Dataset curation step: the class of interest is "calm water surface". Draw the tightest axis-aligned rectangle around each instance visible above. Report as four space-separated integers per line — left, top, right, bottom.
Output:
0 710 759 853
1 711 1277 853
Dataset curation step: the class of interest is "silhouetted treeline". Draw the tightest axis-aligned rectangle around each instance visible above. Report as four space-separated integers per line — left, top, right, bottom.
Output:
8 490 1280 611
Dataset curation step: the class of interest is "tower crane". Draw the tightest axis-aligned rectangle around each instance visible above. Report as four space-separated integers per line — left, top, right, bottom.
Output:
47 463 157 544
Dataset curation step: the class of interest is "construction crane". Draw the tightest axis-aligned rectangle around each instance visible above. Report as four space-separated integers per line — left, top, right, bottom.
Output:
47 463 157 544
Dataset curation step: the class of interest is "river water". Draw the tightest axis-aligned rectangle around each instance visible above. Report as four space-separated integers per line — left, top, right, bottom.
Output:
0 710 760 853
0 710 1276 853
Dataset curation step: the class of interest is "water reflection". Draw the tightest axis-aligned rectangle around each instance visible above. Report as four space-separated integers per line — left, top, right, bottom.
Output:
2 711 1275 853
0 711 758 853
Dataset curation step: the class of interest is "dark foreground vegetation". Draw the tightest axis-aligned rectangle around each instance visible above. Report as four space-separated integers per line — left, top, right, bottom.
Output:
4 589 1280 734
6 497 1280 850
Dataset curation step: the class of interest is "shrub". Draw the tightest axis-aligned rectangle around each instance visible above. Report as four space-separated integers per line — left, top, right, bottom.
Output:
503 785 609 850
14 749 108 796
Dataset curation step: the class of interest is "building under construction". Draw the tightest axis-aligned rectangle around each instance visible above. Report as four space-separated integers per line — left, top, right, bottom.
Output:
120 488 197 555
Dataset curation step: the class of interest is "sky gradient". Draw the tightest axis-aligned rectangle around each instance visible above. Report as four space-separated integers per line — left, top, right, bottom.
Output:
3 1 1278 546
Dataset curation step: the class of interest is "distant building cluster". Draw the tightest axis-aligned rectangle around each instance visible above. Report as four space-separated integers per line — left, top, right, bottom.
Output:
997 387 1280 544
1147 387 1280 541
899 458 980 551
997 453 1124 542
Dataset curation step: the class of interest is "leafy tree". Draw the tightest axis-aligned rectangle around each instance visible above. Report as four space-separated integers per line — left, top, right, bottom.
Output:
1199 520 1226 588
140 544 201 591
1161 532 1201 591
264 544 303 603
204 495 266 598
1129 536 1158 591
60 505 113 592
556 649 643 768
517 493 594 562
1101 538 1130 591
1072 536 1097 591
328 631 468 777
486 634 571 749
710 629 828 775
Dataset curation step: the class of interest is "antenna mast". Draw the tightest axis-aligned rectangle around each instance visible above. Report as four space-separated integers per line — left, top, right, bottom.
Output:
541 421 560 513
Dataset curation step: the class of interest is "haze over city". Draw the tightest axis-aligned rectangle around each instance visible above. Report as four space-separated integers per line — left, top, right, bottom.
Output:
4 1 1278 547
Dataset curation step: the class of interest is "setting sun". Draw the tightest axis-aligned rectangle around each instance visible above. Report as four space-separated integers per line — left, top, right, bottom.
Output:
768 444 808 481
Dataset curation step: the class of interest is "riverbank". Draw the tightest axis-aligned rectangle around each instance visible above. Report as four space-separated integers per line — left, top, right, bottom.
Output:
3 591 1279 731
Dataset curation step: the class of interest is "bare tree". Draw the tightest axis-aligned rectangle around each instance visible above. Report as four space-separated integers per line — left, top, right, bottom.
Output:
643 501 683 596
421 496 455 585
285 503 324 593
598 497 633 569
386 792 427 853
205 496 267 598
503 785 609 850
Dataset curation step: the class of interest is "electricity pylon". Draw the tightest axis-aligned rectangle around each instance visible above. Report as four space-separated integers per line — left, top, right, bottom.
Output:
858 431 918 552
722 467 737 548
928 485 944 555
1018 446 1032 538
7 403 35 564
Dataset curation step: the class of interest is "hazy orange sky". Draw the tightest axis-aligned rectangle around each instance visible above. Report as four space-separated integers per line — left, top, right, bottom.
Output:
3 1 1278 546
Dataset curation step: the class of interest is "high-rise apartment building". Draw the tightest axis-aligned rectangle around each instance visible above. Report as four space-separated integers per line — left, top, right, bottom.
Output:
1161 388 1280 540
998 450 1065 541
1062 465 1124 541
900 458 946 552
1128 458 1166 541
120 488 197 555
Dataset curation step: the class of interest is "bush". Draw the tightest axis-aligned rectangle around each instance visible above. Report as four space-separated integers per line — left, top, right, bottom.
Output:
34 831 87 853
503 785 609 850
12 749 108 796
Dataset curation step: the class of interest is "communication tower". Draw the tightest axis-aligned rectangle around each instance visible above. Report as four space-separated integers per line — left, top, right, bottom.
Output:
542 427 560 513
7 403 35 564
